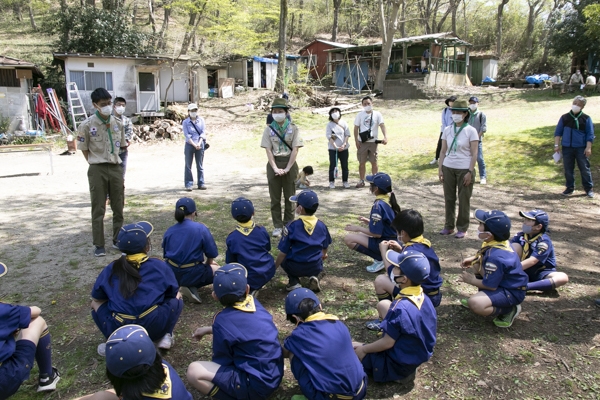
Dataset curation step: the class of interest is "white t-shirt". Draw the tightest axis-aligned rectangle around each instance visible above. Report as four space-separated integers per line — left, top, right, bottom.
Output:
326 120 351 150
354 111 384 142
441 124 479 170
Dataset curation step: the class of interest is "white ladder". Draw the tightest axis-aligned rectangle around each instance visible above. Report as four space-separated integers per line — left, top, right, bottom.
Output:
67 82 88 130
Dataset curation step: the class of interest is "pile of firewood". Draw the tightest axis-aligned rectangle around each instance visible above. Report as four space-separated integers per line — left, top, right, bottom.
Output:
132 119 183 142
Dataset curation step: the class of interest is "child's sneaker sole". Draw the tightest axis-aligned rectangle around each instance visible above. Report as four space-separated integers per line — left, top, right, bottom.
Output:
37 367 60 392
308 276 321 293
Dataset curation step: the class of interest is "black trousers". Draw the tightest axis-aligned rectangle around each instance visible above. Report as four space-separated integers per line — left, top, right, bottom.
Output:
329 149 349 182
435 132 443 160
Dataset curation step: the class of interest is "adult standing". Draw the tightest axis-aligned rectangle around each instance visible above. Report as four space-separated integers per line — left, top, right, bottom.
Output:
183 103 207 191
112 97 132 179
326 107 351 189
554 95 595 198
421 48 430 72
430 95 456 165
354 96 387 188
438 99 479 239
77 88 126 257
468 96 488 184
261 98 304 237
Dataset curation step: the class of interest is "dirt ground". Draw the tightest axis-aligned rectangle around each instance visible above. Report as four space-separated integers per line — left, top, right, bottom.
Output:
1 91 599 399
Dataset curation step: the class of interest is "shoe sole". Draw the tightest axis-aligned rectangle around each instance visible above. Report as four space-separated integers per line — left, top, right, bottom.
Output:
37 374 60 392
286 284 302 292
94 250 106 257
494 305 522 328
180 287 202 304
309 276 321 292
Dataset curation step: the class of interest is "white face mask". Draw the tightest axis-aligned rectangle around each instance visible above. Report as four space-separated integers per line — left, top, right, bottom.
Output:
478 231 493 241
189 112 198 118
571 105 581 114
114 106 125 115
469 104 478 111
363 105 373 113
522 224 533 234
452 114 464 123
272 113 286 122
98 105 112 116
331 112 340 120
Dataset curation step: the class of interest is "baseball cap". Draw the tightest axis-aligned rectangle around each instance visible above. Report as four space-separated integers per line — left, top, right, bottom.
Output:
116 221 153 254
105 324 157 378
0 262 7 278
469 96 479 103
231 197 254 220
519 209 549 231
474 209 511 238
285 288 321 315
176 197 196 214
188 103 198 110
290 190 319 210
271 98 289 109
366 173 392 192
385 249 430 284
213 263 248 299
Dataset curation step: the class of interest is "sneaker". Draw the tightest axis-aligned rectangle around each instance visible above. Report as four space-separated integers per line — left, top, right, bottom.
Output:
308 276 321 293
343 181 350 189
272 228 282 238
439 228 455 235
365 318 381 331
157 333 174 350
329 182 335 189
94 246 106 257
429 158 438 165
561 188 574 196
480 178 487 185
97 342 106 357
198 185 207 190
180 286 202 304
355 180 365 188
396 370 417 385
454 231 467 239
111 242 119 250
286 282 302 292
37 367 60 392
586 190 594 198
493 304 522 328
185 186 193 192
460 298 469 309
366 260 385 273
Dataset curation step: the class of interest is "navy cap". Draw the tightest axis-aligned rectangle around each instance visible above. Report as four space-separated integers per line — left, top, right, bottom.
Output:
474 209 511 237
231 197 254 220
105 325 156 378
469 96 479 103
519 209 549 231
0 262 7 278
285 288 321 315
290 190 319 210
117 221 153 254
385 249 430 284
366 173 392 192
213 263 248 299
176 197 196 214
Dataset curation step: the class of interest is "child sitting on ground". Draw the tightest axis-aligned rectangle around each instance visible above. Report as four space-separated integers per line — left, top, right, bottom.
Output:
459 209 529 328
283 288 367 400
226 197 276 297
275 190 332 292
353 250 436 384
187 263 284 399
0 262 60 397
295 166 313 189
511 209 568 292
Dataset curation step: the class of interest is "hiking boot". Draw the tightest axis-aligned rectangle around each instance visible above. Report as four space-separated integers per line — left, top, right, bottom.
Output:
308 276 321 293
37 367 60 392
180 286 202 304
97 342 106 357
365 319 381 331
366 260 385 273
493 304 522 328
460 298 469 309
286 282 302 292
157 333 174 350
94 246 106 257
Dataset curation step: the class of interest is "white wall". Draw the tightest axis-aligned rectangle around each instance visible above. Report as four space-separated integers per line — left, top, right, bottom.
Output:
0 77 31 132
483 59 498 80
160 62 189 102
227 61 245 83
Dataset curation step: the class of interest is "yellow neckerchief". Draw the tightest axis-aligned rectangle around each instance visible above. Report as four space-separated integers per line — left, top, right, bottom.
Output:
473 240 512 267
394 285 425 310
142 363 172 398
233 295 256 312
404 235 431 248
298 215 318 235
125 253 149 266
305 311 339 322
235 220 255 236
521 233 542 261
375 194 390 206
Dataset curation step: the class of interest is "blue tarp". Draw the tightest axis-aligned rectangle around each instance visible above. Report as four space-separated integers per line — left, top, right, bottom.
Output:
525 74 550 84
335 61 369 91
253 56 278 64
483 76 495 83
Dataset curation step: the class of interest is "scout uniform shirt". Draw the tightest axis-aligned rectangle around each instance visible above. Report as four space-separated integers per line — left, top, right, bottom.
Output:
162 219 219 265
139 361 193 400
0 303 32 364
510 231 557 279
369 195 397 241
478 242 529 294
77 112 125 164
403 237 443 295
278 216 332 265
261 122 303 157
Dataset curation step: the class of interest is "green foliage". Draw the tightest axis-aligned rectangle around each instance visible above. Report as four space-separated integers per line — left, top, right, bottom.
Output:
550 0 597 57
0 115 10 134
583 4 600 43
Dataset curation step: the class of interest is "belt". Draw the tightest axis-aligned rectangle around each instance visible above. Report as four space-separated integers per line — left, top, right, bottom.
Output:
166 259 201 269
426 290 439 296
327 379 365 399
113 305 158 323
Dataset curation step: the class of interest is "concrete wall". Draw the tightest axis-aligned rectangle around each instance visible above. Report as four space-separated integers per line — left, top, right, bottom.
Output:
0 78 31 132
424 72 466 87
160 62 189 102
382 79 428 100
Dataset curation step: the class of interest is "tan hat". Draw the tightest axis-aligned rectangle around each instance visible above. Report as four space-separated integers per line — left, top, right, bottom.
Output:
450 99 469 111
271 98 289 109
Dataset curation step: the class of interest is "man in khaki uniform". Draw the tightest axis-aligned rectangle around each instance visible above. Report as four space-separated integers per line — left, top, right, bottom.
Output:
261 98 304 237
77 88 126 257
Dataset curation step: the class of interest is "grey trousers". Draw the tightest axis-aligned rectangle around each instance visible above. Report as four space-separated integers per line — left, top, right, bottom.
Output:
266 157 298 229
442 165 474 232
87 163 124 247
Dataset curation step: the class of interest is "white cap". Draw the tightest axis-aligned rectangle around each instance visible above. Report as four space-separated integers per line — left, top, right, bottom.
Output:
188 103 198 111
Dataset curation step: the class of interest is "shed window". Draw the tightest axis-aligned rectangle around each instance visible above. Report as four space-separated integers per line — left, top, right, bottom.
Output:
69 70 113 91
0 69 20 87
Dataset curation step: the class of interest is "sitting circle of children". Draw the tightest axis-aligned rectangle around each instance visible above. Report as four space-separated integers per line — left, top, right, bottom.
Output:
1 96 577 399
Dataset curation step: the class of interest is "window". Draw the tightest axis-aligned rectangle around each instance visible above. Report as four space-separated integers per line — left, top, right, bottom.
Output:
0 69 20 87
69 70 113 91
138 72 155 91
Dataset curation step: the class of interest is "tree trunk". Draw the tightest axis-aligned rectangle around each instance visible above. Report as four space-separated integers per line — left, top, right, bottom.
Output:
180 1 207 56
148 0 156 34
13 4 23 21
496 0 509 57
378 0 387 43
289 13 295 39
275 0 288 93
28 2 37 30
132 0 137 24
525 0 545 53
400 0 405 37
157 0 172 50
298 0 303 38
332 0 342 42
541 0 564 67
375 0 401 91
451 0 457 34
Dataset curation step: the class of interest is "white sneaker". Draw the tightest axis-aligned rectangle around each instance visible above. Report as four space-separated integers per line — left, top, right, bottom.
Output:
480 178 487 185
343 181 350 189
272 228 282 238
429 159 438 165
97 342 106 357
329 182 335 189
157 333 174 350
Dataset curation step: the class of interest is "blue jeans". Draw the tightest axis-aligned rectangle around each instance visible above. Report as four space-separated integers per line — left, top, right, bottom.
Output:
562 146 593 191
184 143 204 188
477 140 486 179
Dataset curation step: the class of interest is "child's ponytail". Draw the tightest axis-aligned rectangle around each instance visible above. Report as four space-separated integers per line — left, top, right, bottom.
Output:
110 253 143 298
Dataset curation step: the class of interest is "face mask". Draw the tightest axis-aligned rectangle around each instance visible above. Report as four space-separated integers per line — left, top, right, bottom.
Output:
478 231 493 241
363 105 373 113
98 105 112 116
331 112 340 120
114 106 125 115
469 104 478 111
452 114 464 123
522 224 533 234
571 105 581 114
189 112 197 118
272 113 286 122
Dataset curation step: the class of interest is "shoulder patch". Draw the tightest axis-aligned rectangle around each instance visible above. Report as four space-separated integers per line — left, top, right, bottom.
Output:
78 136 85 142
115 141 121 148
484 262 498 273
282 226 289 237
371 212 382 223
537 242 549 254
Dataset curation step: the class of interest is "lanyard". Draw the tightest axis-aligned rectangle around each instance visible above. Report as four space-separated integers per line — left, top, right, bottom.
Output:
447 122 468 155
569 111 582 130
95 111 114 154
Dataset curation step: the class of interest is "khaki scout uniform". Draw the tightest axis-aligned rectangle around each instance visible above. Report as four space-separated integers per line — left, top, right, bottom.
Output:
261 123 303 229
77 113 126 247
